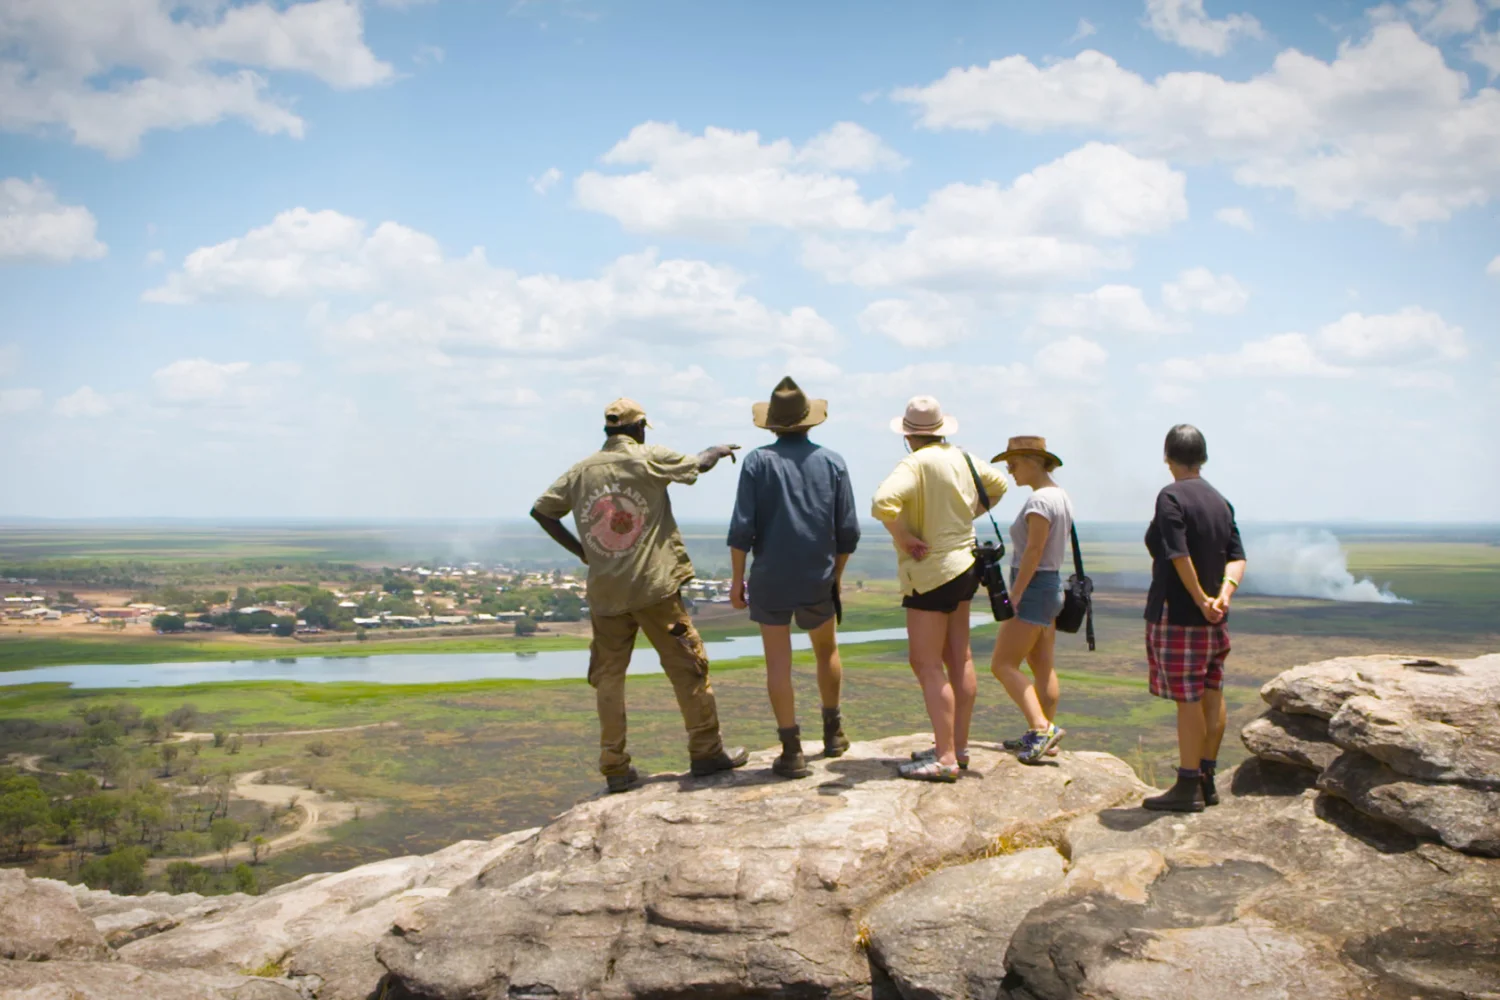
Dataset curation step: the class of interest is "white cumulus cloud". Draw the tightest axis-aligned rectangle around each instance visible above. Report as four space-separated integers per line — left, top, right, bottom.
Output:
1162 268 1249 315
1214 206 1255 231
858 294 971 349
1152 332 1352 381
1315 307 1466 363
54 385 111 418
1035 335 1109 383
149 208 841 366
1144 0 1263 56
803 143 1186 290
893 23 1500 228
152 358 300 406
574 121 902 237
0 0 393 157
0 177 107 263
1034 284 1181 335
1148 306 1467 389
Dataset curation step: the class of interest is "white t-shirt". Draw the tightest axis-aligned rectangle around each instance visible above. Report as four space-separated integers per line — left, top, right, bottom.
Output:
1009 486 1074 573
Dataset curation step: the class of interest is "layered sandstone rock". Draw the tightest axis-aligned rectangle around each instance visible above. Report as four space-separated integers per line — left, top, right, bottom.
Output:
377 738 1144 1000
7 652 1494 1000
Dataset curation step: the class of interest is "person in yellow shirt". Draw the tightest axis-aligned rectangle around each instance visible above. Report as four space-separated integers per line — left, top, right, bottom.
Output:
871 396 1008 782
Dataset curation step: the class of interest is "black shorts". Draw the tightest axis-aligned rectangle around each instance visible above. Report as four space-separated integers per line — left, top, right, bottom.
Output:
902 562 980 614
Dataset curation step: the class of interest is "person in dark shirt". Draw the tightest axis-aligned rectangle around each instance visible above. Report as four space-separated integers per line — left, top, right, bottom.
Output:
728 377 860 779
1141 424 1247 813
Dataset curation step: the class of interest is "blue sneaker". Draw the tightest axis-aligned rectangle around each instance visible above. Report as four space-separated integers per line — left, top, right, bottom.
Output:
1016 725 1062 765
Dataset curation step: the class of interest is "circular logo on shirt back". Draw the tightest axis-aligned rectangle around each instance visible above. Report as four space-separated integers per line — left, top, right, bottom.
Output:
584 490 648 555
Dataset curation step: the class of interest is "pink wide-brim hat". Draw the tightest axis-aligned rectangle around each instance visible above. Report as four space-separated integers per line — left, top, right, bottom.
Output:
890 395 958 436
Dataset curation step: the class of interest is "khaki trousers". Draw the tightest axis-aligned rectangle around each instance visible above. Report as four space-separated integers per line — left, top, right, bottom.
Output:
588 593 724 776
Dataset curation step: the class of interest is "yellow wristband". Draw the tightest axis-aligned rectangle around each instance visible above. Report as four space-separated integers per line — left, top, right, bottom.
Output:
1224 578 1239 590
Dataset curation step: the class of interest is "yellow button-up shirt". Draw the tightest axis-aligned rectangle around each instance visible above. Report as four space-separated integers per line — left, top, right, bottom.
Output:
871 443 1009 596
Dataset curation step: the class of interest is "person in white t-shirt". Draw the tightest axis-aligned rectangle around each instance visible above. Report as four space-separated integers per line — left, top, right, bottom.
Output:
988 436 1075 765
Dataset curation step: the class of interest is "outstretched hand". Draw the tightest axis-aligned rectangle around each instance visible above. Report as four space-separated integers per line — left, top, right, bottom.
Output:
716 444 741 464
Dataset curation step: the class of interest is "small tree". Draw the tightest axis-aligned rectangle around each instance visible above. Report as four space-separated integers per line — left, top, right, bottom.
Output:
250 835 268 865
152 614 186 633
167 861 210 894
212 729 227 748
232 862 259 895
226 736 242 755
209 818 241 871
513 616 539 637
159 743 179 777
78 846 148 894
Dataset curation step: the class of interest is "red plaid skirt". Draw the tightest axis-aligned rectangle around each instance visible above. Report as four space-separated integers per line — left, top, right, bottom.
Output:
1146 611 1230 703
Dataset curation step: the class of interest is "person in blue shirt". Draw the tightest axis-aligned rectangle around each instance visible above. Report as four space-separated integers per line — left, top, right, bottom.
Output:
728 377 861 779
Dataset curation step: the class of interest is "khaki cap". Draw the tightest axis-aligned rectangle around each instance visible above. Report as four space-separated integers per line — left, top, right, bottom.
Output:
604 398 652 428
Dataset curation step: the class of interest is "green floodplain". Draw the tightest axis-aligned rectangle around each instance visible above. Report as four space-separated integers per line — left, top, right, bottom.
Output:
1 521 1497 895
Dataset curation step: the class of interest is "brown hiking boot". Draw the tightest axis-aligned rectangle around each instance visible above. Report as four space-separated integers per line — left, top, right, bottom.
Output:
689 746 749 776
772 726 810 779
822 706 850 758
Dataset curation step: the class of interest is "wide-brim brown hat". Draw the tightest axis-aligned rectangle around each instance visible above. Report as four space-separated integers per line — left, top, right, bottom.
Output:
891 395 958 436
992 435 1063 468
753 376 828 432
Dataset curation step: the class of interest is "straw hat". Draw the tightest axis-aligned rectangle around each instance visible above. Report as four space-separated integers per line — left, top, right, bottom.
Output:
992 435 1063 468
752 376 828 432
890 396 958 436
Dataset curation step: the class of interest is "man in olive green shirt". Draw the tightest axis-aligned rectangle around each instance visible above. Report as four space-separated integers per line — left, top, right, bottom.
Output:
531 398 748 793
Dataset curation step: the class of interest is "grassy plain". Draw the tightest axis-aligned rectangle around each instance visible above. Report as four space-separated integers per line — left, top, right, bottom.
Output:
2 525 1497 892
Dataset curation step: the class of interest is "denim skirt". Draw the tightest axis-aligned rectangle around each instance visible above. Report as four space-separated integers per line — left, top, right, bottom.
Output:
1010 569 1064 626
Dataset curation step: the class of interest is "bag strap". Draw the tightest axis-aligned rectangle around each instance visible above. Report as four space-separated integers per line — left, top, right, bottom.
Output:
962 452 1005 555
1068 518 1096 651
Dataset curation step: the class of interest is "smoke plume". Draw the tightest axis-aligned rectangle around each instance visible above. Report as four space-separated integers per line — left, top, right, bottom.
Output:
1241 530 1409 604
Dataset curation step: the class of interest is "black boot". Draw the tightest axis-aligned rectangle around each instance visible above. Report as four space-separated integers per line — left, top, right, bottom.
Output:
772 726 810 779
1142 770 1205 813
1201 769 1220 807
822 706 850 758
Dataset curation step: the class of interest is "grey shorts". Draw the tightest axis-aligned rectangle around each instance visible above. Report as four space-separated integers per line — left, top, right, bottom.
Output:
1011 569 1064 627
750 600 836 630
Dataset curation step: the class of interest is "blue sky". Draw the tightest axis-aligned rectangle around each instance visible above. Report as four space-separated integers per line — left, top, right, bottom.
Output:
1 0 1497 523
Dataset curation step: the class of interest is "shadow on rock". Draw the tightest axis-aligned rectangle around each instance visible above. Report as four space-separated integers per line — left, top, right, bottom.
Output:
1314 793 1423 855
1096 808 1171 832
1228 756 1319 798
1344 923 1500 999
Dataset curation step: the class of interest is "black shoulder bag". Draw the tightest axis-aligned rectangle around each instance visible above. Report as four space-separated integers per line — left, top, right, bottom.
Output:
961 452 1015 622
1054 520 1095 650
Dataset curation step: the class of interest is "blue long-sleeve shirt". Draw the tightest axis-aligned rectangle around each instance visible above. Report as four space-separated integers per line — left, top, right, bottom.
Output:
727 434 860 612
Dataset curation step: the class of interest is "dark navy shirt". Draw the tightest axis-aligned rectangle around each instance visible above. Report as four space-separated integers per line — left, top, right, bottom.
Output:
727 434 860 612
1145 477 1246 626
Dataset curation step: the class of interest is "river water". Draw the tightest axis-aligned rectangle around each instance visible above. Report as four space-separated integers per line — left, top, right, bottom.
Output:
0 621 979 689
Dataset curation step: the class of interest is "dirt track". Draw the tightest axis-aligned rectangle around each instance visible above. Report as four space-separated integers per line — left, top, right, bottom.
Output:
150 769 374 871
169 721 400 743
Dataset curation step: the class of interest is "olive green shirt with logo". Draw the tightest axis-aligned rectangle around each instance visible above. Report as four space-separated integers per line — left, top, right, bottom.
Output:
533 437 701 618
